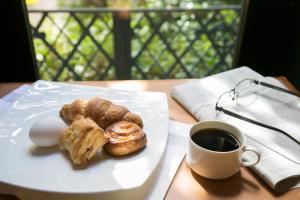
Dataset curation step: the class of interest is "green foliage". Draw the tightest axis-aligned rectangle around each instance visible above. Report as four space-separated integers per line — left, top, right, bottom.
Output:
57 0 241 8
29 0 240 80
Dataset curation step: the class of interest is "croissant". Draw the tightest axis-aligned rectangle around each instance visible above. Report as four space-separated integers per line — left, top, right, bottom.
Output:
60 118 109 165
60 99 87 124
104 121 147 156
60 97 143 129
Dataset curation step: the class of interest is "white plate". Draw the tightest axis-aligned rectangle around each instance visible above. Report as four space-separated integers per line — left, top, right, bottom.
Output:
0 81 168 194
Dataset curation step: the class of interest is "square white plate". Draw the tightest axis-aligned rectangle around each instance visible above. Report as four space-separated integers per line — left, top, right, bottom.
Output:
0 81 168 194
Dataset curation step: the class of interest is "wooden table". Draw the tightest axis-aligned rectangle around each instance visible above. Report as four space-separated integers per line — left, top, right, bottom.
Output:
0 78 299 200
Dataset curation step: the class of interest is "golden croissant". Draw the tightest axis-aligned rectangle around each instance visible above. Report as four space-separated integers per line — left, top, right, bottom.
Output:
60 97 143 129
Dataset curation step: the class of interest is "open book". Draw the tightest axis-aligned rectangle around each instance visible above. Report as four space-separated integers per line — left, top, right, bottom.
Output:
171 67 300 192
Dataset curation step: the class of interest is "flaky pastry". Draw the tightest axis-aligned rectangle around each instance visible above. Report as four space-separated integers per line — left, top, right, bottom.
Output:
60 118 109 165
104 121 147 156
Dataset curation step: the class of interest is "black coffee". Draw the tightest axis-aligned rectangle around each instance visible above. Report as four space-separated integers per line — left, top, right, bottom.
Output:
191 128 240 152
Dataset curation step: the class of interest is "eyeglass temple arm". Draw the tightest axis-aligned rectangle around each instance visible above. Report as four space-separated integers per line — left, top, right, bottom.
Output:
215 106 300 145
254 80 300 98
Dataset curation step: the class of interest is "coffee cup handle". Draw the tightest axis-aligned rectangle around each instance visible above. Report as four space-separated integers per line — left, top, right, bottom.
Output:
241 146 261 167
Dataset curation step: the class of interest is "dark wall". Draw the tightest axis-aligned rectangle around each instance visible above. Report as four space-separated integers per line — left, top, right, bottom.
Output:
0 0 38 82
234 0 300 89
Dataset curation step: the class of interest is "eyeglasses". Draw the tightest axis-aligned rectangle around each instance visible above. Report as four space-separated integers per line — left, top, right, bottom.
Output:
215 78 300 145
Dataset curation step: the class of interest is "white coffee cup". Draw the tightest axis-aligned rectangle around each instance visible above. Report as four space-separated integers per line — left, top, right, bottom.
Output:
186 120 261 179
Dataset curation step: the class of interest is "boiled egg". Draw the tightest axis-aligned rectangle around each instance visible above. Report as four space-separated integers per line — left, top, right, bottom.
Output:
29 117 67 147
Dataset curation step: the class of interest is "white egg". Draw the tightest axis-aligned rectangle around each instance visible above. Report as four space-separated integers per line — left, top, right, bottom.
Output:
29 117 67 147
